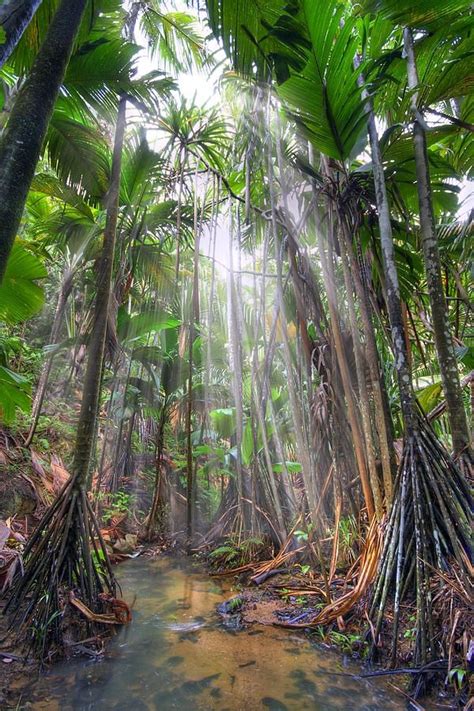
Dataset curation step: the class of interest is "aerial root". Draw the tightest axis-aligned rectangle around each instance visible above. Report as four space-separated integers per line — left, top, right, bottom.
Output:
369 415 471 695
3 477 121 660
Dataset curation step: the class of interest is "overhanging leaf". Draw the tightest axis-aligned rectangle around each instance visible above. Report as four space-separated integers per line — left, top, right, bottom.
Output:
0 241 47 324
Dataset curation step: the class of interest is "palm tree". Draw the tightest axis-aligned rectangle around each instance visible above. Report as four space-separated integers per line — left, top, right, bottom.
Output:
0 0 43 68
403 26 472 465
201 0 472 673
0 0 88 281
5 95 127 657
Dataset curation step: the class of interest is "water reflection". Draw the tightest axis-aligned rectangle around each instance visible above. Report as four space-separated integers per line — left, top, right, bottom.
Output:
22 557 403 710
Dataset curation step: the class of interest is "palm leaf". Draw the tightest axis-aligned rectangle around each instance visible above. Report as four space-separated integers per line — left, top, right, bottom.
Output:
139 6 207 72
0 365 31 424
204 0 286 79
276 0 367 161
45 102 110 201
361 0 472 27
0 240 47 323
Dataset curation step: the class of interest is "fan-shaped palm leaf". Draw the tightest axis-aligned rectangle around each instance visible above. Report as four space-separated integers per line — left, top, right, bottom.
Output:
0 240 47 323
275 0 368 161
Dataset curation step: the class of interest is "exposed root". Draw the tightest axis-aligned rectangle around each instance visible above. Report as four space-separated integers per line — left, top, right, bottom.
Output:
274 516 381 628
369 416 472 686
4 477 120 660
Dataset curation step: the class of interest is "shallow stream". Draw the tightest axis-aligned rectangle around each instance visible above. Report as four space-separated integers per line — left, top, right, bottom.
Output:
20 557 404 710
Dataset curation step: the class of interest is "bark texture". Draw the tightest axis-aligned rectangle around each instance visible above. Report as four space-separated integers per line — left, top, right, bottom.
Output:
404 27 472 460
0 0 43 68
71 95 127 489
0 0 87 281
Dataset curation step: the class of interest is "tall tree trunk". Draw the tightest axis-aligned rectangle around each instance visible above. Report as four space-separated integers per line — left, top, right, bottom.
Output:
228 209 245 528
147 405 167 540
25 266 74 447
339 232 383 518
0 0 87 280
185 174 202 541
314 185 375 520
5 96 127 656
366 115 415 432
404 27 472 463
0 0 43 69
340 223 395 504
71 95 127 488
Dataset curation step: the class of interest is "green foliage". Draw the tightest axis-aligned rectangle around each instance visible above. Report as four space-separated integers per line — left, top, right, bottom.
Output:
209 408 236 439
139 7 206 72
273 461 302 473
327 630 369 656
0 365 31 424
241 418 254 466
101 490 134 524
403 615 417 640
447 667 467 692
416 382 443 413
294 523 314 543
361 0 472 27
0 241 47 324
208 535 266 568
204 0 286 80
276 0 368 160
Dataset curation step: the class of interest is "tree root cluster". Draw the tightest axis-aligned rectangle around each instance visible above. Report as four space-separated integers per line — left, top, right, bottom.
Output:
4 477 122 661
370 416 472 684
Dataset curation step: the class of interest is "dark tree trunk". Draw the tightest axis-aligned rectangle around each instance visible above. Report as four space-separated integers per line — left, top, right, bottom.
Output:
71 95 127 489
5 98 128 656
0 0 87 281
146 406 167 540
404 27 472 462
0 0 43 68
364 75 471 675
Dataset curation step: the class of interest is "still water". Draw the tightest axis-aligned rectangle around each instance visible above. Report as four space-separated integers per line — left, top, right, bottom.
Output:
22 557 403 710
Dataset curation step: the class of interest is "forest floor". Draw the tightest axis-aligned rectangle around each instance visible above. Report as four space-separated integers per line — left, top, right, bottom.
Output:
0 425 471 709
210 564 471 709
0 546 470 709
0 600 38 708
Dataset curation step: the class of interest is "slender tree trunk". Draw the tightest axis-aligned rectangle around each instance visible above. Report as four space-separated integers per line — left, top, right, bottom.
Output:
71 95 127 489
314 186 375 519
340 233 383 518
25 266 74 447
147 406 167 540
185 179 201 541
228 209 245 526
267 137 317 526
340 223 395 503
404 27 472 461
366 114 415 432
0 0 87 280
0 0 43 68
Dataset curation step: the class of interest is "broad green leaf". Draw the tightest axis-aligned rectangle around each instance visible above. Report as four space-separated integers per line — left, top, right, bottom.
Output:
273 461 303 474
277 0 367 160
0 241 47 324
210 408 236 438
361 0 472 27
0 366 31 424
205 0 286 79
118 307 180 342
416 382 443 413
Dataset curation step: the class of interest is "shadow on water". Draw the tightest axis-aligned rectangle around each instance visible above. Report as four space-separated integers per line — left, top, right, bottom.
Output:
19 557 404 710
